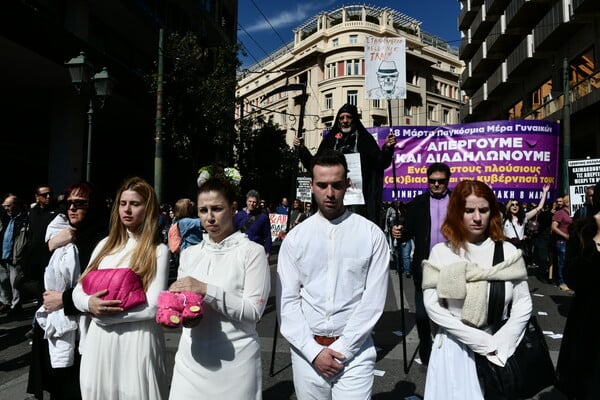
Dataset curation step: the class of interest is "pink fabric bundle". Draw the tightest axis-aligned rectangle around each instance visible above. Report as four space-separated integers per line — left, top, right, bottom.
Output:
155 290 204 328
81 268 147 310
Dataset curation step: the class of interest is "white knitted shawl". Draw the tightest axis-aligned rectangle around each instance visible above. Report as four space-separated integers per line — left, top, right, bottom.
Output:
422 249 527 328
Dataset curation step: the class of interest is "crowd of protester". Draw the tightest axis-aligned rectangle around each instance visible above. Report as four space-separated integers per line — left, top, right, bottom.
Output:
0 105 593 399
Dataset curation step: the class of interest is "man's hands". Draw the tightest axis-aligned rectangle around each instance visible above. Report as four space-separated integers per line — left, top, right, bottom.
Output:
312 348 346 378
293 137 304 148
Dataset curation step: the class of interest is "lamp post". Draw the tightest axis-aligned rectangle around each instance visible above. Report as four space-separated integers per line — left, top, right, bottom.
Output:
66 52 113 182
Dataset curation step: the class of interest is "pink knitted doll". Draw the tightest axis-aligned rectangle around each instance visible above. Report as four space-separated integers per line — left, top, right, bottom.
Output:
180 291 204 322
155 291 185 328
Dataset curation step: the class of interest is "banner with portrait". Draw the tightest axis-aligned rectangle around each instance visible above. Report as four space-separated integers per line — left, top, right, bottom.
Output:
371 120 561 203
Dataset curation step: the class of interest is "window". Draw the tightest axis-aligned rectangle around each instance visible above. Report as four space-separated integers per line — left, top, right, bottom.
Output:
428 105 436 121
280 110 287 126
531 78 553 109
372 99 381 108
347 90 358 106
332 38 339 47
404 104 412 116
325 93 333 109
443 109 450 124
508 100 523 120
326 63 337 79
346 59 360 75
349 34 358 44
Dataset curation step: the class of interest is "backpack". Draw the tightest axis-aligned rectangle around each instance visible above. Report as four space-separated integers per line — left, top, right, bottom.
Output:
168 223 182 254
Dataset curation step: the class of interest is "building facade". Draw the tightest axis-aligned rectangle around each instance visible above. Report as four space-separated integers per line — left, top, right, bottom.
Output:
459 0 600 159
0 0 236 199
236 5 463 156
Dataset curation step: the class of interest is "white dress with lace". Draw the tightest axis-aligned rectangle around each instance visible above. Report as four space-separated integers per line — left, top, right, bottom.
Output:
168 231 270 400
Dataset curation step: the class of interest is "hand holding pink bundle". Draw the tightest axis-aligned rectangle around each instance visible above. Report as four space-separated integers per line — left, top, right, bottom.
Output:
155 290 204 328
81 268 146 310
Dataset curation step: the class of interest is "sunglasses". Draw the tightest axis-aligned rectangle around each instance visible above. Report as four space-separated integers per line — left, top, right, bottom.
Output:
428 178 448 185
67 199 89 210
510 202 520 207
37 192 52 198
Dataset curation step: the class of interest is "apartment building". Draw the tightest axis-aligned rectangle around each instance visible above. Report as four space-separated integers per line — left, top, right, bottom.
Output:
459 0 600 158
236 4 463 154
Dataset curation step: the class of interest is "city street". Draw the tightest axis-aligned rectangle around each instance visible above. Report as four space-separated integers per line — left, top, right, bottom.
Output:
1 248 572 400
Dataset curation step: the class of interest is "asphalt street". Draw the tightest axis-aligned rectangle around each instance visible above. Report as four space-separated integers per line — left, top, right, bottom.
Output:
1 248 572 400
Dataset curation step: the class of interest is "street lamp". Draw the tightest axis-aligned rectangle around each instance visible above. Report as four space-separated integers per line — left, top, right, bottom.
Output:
66 52 113 182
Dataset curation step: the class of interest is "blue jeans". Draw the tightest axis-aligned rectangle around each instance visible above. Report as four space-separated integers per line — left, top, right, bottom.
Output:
555 240 566 285
392 240 412 274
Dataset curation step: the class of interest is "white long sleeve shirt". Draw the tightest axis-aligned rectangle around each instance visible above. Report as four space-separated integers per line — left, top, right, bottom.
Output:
276 210 390 364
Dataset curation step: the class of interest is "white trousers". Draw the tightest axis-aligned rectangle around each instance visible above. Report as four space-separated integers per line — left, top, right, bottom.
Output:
291 336 376 400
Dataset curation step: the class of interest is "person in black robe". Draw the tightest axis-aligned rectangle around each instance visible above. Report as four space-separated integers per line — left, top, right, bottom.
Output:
294 103 396 224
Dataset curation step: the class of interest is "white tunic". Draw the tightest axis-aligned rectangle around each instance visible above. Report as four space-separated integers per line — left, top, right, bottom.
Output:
168 231 270 400
72 233 169 400
277 210 390 364
423 238 532 400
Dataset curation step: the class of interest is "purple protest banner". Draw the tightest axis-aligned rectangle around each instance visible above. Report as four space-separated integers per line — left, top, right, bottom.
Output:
372 120 560 203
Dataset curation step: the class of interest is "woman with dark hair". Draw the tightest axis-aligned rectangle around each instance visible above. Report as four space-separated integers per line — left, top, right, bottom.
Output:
502 184 550 248
555 181 600 399
27 182 108 400
168 177 270 399
71 177 169 399
421 180 532 399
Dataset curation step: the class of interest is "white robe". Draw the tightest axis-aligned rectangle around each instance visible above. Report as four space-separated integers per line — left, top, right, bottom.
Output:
168 231 270 400
72 233 169 400
423 238 532 400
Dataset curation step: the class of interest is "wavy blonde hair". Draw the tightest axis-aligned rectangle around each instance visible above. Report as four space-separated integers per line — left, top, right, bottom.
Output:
80 177 160 291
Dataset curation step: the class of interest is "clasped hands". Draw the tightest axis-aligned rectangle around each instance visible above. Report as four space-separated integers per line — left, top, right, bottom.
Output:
313 348 346 379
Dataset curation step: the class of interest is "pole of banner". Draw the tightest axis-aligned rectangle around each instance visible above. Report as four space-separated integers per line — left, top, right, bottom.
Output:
265 83 307 377
388 99 411 374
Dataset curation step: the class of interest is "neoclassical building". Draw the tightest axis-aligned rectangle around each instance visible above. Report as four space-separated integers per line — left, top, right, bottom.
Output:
236 4 463 155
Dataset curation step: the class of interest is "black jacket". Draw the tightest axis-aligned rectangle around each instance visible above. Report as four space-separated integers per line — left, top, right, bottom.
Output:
400 190 451 284
298 111 393 224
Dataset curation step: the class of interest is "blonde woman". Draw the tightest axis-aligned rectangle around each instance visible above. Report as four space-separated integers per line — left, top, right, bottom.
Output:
72 177 169 399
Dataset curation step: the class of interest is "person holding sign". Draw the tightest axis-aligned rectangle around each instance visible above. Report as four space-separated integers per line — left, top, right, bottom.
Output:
294 103 396 225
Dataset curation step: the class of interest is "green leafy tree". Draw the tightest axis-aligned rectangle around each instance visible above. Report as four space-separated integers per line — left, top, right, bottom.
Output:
237 116 297 204
155 32 240 195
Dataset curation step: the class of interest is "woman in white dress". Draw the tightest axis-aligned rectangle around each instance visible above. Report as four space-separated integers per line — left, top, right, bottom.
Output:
168 177 270 400
72 177 169 400
421 180 532 399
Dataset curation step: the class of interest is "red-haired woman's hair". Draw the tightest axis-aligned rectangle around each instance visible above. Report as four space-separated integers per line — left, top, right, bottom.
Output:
442 180 504 251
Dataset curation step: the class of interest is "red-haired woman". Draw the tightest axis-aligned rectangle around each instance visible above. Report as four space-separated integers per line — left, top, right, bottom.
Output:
421 180 532 399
